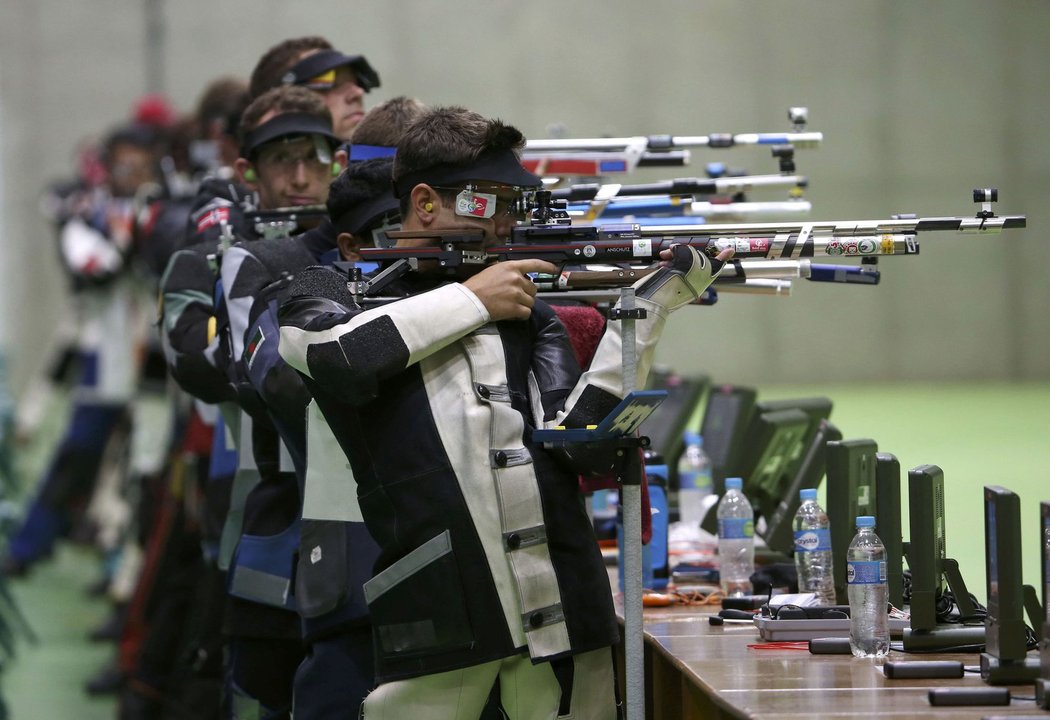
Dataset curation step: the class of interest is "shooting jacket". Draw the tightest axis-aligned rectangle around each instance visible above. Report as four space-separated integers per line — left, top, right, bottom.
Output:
277 260 696 682
222 224 380 640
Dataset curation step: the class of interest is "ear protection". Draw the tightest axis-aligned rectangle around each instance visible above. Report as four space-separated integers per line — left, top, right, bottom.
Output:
424 202 434 212
243 167 257 183
332 162 342 177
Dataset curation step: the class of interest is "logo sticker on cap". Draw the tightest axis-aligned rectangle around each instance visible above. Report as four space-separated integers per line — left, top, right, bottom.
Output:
456 189 496 219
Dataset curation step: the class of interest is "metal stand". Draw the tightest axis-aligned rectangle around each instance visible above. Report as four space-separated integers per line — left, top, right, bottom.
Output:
532 287 656 720
615 288 646 720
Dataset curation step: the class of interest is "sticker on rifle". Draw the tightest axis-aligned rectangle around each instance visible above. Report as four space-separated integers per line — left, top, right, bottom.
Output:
826 241 843 256
881 236 896 255
858 239 877 255
750 238 771 254
456 189 496 219
632 238 652 257
843 241 859 256
583 244 597 259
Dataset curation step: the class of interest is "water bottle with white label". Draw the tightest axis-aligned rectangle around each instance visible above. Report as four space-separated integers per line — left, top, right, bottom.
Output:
793 488 835 605
847 515 889 658
717 477 754 597
677 432 712 527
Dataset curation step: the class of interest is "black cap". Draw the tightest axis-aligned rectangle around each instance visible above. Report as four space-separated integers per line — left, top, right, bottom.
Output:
241 112 342 159
393 148 542 197
331 157 400 236
281 50 380 92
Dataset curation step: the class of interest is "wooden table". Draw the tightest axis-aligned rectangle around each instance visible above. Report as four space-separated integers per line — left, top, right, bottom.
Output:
616 601 1047 719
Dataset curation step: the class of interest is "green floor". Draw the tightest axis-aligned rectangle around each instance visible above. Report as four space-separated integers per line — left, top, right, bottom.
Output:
0 381 1047 717
3 546 117 719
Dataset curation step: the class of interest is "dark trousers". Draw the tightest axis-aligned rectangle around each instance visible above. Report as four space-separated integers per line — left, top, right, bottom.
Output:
293 625 375 719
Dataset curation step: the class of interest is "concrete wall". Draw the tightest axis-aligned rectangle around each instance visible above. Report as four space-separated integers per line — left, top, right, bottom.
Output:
2 0 1047 394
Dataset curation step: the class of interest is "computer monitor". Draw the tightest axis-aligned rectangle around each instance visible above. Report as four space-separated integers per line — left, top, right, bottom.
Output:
697 384 757 498
638 369 708 479
730 408 810 533
1041 500 1050 624
907 464 947 631
979 485 1040 684
740 398 832 550
901 464 982 651
761 419 842 556
875 452 904 611
1038 501 1050 707
825 438 878 605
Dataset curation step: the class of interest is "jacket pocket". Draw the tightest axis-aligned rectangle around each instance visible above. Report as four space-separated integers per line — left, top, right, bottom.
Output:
295 519 349 618
364 529 474 660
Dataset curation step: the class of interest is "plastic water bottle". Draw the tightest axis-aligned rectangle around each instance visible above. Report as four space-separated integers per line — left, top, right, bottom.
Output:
847 516 889 658
793 488 835 605
717 477 754 597
677 432 712 527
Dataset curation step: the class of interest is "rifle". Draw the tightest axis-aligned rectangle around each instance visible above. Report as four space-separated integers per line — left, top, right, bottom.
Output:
551 172 808 203
571 197 812 222
523 108 819 177
353 189 1023 301
244 204 328 240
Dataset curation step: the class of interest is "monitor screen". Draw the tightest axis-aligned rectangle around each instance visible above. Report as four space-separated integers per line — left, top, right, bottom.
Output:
734 408 811 528
697 385 757 496
638 370 708 472
1042 501 1049 623
907 464 946 632
826 438 878 604
875 452 905 611
761 419 842 555
984 485 1026 662
739 398 833 554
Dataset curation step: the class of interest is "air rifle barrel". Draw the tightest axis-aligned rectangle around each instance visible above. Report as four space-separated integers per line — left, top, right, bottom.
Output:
551 174 809 202
524 131 822 153
571 199 812 222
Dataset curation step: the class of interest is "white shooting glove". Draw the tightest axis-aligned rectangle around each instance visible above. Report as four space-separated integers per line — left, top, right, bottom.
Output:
631 244 725 313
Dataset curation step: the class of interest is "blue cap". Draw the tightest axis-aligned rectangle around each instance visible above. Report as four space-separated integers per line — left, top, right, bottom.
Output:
683 431 701 446
800 488 817 501
856 515 875 528
725 477 743 491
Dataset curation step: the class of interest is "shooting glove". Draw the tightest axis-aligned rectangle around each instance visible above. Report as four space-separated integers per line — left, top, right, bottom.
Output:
632 244 724 313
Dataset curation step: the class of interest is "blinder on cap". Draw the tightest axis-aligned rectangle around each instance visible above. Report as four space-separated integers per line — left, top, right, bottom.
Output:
241 112 342 159
282 50 381 92
393 148 541 198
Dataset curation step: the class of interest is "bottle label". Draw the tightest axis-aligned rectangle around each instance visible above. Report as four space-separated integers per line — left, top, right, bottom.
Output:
794 528 831 553
678 470 699 491
718 517 754 540
846 560 886 585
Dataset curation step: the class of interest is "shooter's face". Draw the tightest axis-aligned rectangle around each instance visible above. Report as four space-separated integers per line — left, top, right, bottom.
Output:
251 137 334 211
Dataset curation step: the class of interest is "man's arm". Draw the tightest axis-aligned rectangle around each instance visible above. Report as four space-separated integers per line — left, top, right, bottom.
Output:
158 243 233 403
547 245 726 428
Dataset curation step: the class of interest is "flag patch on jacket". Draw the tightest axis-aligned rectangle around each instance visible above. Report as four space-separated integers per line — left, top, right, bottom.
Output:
245 325 266 370
195 205 230 233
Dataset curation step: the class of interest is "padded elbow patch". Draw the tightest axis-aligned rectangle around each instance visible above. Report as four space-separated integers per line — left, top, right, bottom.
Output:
305 314 410 405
